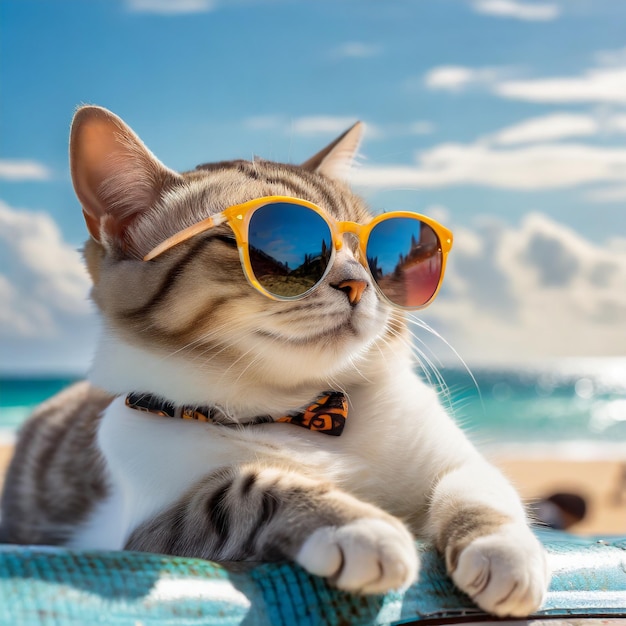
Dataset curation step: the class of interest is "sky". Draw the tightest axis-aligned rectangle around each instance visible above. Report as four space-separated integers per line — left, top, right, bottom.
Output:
1 0 626 373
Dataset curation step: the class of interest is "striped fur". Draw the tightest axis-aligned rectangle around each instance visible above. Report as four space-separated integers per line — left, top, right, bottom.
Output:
0 107 550 614
0 382 112 545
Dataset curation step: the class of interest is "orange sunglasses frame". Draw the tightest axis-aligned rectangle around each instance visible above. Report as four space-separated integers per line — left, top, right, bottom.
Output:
143 195 453 309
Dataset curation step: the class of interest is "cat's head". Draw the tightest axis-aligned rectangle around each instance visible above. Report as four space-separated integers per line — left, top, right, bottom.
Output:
70 106 406 404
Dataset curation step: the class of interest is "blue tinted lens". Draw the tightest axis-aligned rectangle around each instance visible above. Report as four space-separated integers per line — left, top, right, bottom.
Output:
248 203 332 298
367 217 442 307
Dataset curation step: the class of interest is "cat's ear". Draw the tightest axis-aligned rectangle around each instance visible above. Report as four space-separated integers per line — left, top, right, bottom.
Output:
70 105 182 245
301 122 363 181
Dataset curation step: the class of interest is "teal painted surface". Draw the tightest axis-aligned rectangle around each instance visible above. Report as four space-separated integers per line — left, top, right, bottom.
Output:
0 531 624 625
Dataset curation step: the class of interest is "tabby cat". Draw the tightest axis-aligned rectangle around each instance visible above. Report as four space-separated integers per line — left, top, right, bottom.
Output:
0 106 549 616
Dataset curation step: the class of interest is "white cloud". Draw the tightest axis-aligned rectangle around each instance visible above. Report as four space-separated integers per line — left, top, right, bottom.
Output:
585 185 626 204
424 49 626 104
0 201 92 336
244 116 435 140
243 115 382 138
332 42 382 59
409 121 436 135
350 109 626 192
126 0 216 13
424 65 504 92
244 115 284 131
291 116 361 136
609 237 626 253
422 204 450 225
605 114 626 134
495 67 626 104
422 213 626 361
0 160 51 181
0 201 98 372
489 113 598 145
352 141 626 191
493 111 626 142
595 46 626 67
472 0 560 21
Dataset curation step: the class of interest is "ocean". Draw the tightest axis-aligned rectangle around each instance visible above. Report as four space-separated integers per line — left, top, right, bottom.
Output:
1 358 625 456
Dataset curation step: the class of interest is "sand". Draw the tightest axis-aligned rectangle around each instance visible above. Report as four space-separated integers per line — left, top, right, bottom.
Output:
0 445 623 535
493 456 626 535
0 446 12 482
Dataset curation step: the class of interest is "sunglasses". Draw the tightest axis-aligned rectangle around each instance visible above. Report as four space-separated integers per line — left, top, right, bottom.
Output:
144 196 453 310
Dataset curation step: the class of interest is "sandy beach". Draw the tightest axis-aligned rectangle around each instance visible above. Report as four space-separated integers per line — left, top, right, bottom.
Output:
0 446 12 483
0 444 623 536
494 456 626 535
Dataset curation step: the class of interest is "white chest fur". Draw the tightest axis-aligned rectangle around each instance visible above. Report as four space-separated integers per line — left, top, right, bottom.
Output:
71 364 478 550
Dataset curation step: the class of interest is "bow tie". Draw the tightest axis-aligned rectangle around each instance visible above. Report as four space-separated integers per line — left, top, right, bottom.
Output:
124 391 348 436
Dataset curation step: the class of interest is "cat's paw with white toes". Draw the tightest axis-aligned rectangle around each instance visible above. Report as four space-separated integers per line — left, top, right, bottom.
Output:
450 524 550 617
296 517 419 594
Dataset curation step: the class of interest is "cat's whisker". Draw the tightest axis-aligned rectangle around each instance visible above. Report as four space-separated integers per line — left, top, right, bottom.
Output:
387 313 444 379
218 343 263 382
371 332 398 375
175 319 257 366
393 324 441 383
379 317 454 408
232 350 266 385
155 323 236 363
133 318 248 366
405 316 483 411
392 324 453 410
345 354 374 385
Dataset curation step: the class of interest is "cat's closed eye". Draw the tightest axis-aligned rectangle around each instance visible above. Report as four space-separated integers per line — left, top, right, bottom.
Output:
209 233 238 249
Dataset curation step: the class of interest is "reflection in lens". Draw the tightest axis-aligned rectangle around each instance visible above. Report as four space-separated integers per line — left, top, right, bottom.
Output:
367 217 442 307
248 203 332 298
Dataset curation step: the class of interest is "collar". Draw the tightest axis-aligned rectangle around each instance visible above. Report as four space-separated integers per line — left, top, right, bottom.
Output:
124 391 347 436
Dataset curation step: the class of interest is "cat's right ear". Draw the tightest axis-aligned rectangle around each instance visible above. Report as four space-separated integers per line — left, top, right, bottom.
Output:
301 122 363 181
70 106 182 246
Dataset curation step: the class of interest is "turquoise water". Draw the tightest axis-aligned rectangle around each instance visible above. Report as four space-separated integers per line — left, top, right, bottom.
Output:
433 360 626 449
0 377 78 433
1 359 625 448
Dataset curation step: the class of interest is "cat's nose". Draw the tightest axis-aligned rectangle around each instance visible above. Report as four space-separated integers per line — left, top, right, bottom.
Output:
331 279 367 305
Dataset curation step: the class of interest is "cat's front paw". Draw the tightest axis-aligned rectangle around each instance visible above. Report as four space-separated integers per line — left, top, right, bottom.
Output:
296 517 419 594
449 524 550 617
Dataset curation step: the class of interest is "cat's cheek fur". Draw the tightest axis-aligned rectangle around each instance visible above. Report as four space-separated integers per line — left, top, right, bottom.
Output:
89 303 388 408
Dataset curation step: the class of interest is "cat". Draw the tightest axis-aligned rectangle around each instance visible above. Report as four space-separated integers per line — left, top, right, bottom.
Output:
0 106 549 616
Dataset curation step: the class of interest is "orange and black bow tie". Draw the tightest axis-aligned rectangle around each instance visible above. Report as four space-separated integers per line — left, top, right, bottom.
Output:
125 391 348 436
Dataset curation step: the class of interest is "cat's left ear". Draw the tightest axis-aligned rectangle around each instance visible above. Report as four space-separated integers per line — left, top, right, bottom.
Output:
70 105 182 248
301 122 363 181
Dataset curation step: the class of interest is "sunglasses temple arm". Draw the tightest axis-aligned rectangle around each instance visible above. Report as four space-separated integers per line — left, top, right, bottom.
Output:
143 215 218 261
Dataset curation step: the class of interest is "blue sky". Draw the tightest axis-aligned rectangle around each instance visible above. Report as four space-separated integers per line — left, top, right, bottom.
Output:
1 0 626 372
